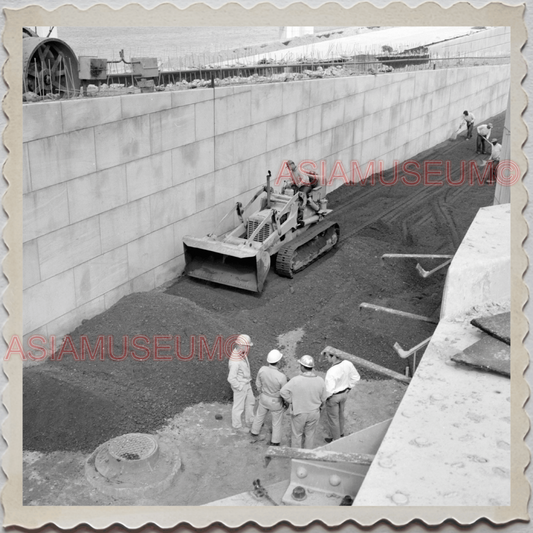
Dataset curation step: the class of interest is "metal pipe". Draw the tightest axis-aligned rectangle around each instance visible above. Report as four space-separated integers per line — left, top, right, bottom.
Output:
266 171 271 209
416 258 452 278
359 302 438 324
381 253 453 261
393 337 432 359
321 346 411 384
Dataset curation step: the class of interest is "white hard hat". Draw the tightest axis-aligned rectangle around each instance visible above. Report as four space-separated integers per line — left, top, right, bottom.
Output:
298 355 314 368
236 334 253 347
267 349 283 364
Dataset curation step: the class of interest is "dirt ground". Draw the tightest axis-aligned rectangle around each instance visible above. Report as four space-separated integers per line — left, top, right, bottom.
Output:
22 112 503 505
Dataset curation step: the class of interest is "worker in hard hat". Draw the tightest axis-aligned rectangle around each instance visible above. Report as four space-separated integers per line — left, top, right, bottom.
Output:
324 352 361 443
280 355 328 449
227 334 256 433
250 349 288 446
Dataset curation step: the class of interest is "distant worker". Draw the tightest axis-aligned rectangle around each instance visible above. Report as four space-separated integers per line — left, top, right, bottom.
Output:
250 349 288 446
461 110 475 140
488 138 502 184
280 355 327 449
476 123 493 155
286 160 321 214
227 334 256 433
324 351 361 443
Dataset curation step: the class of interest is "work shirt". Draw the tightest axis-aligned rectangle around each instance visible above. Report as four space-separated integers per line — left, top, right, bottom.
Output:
280 373 327 415
490 143 502 161
477 124 492 138
256 366 287 397
227 349 252 391
462 112 475 124
325 360 361 398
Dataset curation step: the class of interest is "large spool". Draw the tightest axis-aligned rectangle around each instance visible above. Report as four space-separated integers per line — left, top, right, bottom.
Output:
23 34 80 97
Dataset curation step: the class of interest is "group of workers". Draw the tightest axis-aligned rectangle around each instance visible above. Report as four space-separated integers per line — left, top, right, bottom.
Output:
461 110 502 183
227 334 360 449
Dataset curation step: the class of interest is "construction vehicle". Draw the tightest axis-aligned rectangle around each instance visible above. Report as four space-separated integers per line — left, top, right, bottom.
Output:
183 161 340 293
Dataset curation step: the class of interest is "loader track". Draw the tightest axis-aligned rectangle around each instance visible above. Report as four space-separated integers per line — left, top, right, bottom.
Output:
275 220 340 278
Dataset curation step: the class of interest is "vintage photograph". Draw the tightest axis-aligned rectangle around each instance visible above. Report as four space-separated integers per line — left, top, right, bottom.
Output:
2 2 528 529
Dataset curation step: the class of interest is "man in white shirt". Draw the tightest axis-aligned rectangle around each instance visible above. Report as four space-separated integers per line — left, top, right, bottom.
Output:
227 334 256 433
324 353 361 443
488 138 502 184
476 123 493 155
461 110 475 140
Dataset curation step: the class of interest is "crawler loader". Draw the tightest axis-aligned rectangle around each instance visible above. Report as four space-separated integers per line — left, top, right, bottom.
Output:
183 162 340 293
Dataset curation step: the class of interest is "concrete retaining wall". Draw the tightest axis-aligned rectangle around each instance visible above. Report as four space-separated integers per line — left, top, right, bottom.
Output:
429 27 510 57
23 64 510 346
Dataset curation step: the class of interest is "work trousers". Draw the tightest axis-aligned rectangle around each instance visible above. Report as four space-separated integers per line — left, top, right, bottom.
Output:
325 390 349 440
251 394 284 444
476 134 489 154
231 383 255 429
290 410 320 449
466 121 474 139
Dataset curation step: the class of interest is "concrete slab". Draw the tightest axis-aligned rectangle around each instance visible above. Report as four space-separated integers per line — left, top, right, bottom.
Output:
171 88 213 107
233 122 267 164
126 151 173 202
67 166 128 225
99 197 151 254
23 143 32 194
58 127 97 183
37 217 102 280
23 101 62 142
130 269 156 294
282 80 311 116
213 130 235 171
73 245 129 306
149 113 163 154
154 256 184 288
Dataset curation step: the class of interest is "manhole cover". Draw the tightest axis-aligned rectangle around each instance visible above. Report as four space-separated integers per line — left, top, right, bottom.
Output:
108 433 158 461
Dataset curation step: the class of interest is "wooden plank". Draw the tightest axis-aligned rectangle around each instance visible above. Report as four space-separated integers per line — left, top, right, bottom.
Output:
264 446 375 468
322 346 412 384
471 312 510 345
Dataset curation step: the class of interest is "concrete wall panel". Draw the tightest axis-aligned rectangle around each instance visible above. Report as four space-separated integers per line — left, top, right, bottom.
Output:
121 92 172 119
160 105 196 151
214 131 235 171
149 112 163 154
296 106 322 141
195 100 215 141
282 81 311 115
322 98 345 131
95 114 151 170
73 245 129 306
250 83 283 124
266 113 296 152
61 97 122 134
99 197 151 254
126 225 175 279
23 183 70 242
23 143 32 194
68 166 128 224
24 269 76 333
23 240 40 290
23 101 62 142
37 217 102 280
126 151 173 202
172 138 214 185
215 91 252 135
149 181 197 231
195 172 216 213
58 127 97 184
27 136 60 191
171 88 213 107
234 122 267 163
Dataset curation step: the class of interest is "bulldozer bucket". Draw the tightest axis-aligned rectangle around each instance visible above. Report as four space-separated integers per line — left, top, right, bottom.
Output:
183 237 271 293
